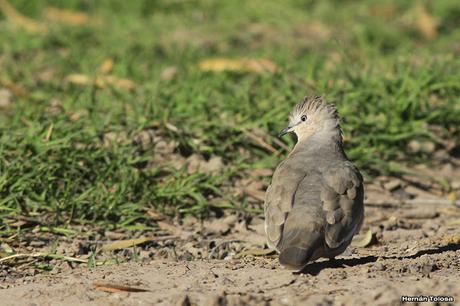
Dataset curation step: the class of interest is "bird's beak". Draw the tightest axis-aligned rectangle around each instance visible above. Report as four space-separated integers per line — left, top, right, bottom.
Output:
278 126 293 137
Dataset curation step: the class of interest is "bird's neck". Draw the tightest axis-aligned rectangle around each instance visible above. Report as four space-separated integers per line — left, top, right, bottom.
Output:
292 127 344 157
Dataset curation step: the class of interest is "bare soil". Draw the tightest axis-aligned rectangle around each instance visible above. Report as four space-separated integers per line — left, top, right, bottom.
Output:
2 165 460 306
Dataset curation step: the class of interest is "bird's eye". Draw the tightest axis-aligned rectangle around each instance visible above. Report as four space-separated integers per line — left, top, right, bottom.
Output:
301 115 307 122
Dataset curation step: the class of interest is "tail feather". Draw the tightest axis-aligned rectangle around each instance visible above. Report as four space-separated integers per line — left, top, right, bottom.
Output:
278 226 322 270
279 247 311 270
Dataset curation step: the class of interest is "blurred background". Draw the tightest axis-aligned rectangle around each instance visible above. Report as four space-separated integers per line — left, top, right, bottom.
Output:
1 0 460 233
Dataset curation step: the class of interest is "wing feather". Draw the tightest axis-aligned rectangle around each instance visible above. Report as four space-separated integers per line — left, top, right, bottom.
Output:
264 160 306 250
321 161 364 249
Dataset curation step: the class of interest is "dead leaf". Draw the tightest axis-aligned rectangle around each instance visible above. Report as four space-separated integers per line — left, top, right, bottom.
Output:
237 248 275 258
242 180 266 203
451 180 460 191
44 7 89 26
104 231 127 240
440 234 460 245
401 208 438 219
165 122 179 132
101 131 128 147
0 88 12 108
0 78 26 96
0 252 88 264
160 66 178 81
177 294 191 306
68 109 89 121
198 58 278 74
438 207 460 216
415 3 437 39
65 73 91 85
406 198 460 207
101 236 176 252
36 68 56 83
204 215 238 235
421 141 435 153
0 242 14 257
408 140 435 153
92 282 150 293
133 129 156 151
99 58 114 74
446 219 460 226
65 74 136 91
157 221 183 236
4 216 41 228
383 179 402 191
100 76 136 91
44 123 54 141
369 4 396 19
293 21 332 41
249 168 273 178
0 0 47 33
407 140 422 153
244 58 278 74
244 188 265 203
351 229 375 248
101 238 150 251
404 185 437 199
448 192 457 202
242 128 280 155
146 208 166 221
203 156 224 173
186 155 224 174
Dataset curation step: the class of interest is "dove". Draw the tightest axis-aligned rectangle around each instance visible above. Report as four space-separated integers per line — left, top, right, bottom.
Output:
264 95 364 271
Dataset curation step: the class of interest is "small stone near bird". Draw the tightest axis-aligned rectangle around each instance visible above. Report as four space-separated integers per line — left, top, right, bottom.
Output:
264 96 364 271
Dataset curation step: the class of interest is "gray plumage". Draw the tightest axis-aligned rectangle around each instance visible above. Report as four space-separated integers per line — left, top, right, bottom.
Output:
264 96 364 270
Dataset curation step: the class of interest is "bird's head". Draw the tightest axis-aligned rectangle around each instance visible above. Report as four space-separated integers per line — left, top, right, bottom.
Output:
279 96 342 143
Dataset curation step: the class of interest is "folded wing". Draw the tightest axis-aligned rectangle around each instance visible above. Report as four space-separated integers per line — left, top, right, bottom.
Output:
264 160 307 250
321 161 364 249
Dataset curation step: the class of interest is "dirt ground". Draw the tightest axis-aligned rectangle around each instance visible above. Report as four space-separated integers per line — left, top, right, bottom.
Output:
2 163 460 306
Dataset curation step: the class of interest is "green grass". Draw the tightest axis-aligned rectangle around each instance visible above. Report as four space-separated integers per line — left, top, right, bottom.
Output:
1 0 460 234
